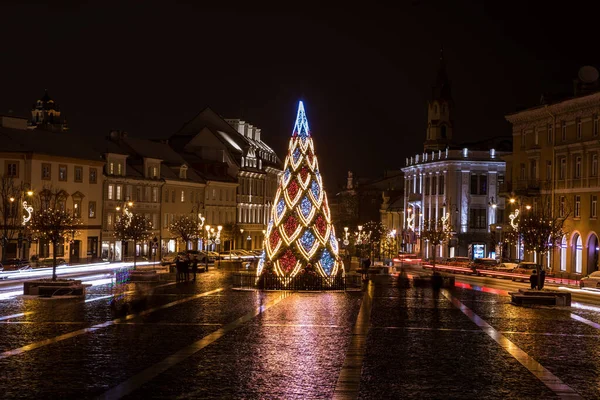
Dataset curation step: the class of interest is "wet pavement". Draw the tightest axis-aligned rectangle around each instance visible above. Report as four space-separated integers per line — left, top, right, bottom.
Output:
1 271 600 399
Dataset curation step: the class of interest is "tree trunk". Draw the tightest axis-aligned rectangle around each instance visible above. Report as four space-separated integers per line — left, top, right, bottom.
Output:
133 240 137 270
52 241 58 281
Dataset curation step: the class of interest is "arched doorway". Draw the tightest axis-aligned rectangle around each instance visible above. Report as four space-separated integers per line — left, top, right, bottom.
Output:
587 233 599 275
573 233 583 274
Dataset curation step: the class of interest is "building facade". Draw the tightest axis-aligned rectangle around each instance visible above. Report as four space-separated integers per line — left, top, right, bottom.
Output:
168 108 282 251
402 53 509 260
0 115 104 263
505 69 600 277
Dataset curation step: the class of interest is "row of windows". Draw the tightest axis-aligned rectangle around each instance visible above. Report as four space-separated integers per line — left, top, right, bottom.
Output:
423 175 445 196
521 116 599 147
558 195 598 218
106 212 159 230
239 177 264 197
162 211 235 229
34 198 97 219
4 161 98 184
410 174 446 195
107 184 159 202
521 154 599 181
239 205 268 225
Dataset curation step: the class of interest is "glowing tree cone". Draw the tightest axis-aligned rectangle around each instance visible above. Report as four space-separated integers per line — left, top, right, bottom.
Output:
258 101 344 282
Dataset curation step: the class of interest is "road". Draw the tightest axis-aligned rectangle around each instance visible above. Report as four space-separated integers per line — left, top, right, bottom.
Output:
404 264 600 306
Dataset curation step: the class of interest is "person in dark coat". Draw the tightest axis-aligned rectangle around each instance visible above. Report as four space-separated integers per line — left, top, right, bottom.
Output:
184 256 191 282
539 268 546 290
175 256 184 282
192 256 198 281
529 270 537 290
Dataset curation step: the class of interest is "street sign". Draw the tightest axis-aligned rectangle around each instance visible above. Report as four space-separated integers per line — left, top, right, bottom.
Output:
215 239 221 245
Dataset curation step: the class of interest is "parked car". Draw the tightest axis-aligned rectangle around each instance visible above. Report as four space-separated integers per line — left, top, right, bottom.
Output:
469 258 499 270
447 256 471 266
494 262 518 272
36 258 67 268
580 271 600 288
1 258 30 271
512 262 552 281
161 252 186 265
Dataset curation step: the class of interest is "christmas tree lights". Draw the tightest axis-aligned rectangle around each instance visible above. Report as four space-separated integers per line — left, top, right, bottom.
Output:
258 101 343 282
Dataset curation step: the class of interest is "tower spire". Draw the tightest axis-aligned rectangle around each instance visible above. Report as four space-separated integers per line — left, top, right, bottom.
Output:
432 48 451 102
424 50 453 152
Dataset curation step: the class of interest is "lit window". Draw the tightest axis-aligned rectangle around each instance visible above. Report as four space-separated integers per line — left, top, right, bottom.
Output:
74 166 83 182
59 165 67 181
575 195 581 218
181 190 185 202
591 195 597 218
560 236 567 271
89 168 97 184
108 184 114 200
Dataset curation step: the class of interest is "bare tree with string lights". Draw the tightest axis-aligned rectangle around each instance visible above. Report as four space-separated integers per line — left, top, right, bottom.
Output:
114 206 153 270
420 213 453 271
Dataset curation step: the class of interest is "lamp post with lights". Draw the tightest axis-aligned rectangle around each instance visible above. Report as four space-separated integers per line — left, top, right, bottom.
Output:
205 225 222 270
508 197 532 263
7 188 34 263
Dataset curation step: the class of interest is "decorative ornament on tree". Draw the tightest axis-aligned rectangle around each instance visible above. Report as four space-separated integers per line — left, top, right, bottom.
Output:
258 101 344 282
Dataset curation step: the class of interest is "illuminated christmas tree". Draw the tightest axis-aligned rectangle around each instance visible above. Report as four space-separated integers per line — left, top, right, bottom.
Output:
258 101 343 282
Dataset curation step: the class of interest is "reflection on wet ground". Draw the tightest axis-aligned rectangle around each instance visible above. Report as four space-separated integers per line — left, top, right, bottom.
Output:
0 271 599 399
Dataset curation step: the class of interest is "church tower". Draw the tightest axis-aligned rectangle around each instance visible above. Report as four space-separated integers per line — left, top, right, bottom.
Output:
424 50 453 151
30 90 68 132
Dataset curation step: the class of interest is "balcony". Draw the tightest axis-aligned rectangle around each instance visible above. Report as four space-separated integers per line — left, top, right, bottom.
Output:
514 179 541 195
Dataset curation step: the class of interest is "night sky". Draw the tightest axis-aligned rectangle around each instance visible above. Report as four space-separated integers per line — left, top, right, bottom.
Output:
2 1 600 190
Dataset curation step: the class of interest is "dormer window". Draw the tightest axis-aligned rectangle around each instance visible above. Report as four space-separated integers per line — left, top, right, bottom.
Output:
179 165 188 179
147 165 158 179
117 163 122 175
109 162 114 175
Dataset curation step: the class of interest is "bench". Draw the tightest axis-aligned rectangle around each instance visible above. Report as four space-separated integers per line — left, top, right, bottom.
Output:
38 284 91 297
510 294 557 306
509 289 571 306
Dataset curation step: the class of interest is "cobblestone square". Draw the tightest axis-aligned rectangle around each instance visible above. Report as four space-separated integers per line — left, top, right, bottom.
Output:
1 271 600 399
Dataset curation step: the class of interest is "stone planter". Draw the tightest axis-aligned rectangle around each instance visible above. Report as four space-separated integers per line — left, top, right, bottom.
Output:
23 279 89 297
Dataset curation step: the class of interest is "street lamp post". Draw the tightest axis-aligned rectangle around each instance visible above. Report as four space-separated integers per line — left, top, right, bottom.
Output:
216 225 222 268
9 188 34 262
390 229 397 260
152 236 158 269
204 225 222 270
205 225 211 271
239 228 244 251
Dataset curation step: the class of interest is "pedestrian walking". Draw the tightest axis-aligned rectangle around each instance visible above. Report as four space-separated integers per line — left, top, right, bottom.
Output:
184 256 191 282
192 256 198 281
539 268 546 290
529 270 537 290
175 256 184 282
